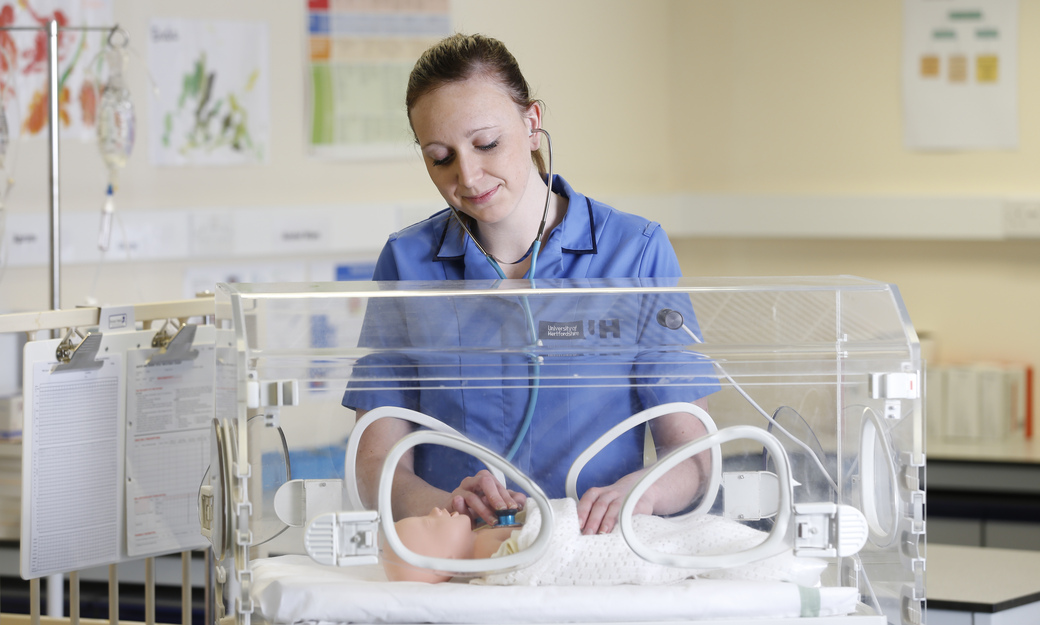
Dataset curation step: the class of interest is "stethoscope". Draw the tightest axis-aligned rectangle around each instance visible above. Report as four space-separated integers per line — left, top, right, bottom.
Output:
447 127 554 281
447 127 554 461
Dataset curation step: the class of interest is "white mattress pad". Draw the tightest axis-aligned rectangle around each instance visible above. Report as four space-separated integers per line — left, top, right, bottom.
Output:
250 556 861 624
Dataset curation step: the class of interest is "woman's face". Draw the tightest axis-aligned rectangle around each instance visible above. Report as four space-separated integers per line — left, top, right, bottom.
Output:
409 75 540 227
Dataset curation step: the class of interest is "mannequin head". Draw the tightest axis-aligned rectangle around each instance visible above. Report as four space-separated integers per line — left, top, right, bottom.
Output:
381 508 476 583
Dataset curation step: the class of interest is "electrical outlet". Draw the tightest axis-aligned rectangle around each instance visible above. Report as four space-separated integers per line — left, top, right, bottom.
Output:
1003 200 1040 238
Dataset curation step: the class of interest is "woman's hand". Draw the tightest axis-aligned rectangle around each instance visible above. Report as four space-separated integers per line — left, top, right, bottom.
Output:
577 403 712 535
449 469 527 527
575 471 655 535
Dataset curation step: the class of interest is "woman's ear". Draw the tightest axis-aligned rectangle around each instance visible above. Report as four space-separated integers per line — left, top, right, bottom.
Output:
524 102 543 149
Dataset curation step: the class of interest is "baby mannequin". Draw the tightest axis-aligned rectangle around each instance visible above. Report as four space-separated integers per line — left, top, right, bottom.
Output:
380 499 825 587
380 507 517 582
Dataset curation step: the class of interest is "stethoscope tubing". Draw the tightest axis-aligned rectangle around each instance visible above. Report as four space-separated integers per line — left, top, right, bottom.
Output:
448 128 555 461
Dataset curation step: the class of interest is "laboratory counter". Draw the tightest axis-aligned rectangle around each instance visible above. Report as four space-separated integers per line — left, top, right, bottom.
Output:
927 544 1040 625
926 437 1040 550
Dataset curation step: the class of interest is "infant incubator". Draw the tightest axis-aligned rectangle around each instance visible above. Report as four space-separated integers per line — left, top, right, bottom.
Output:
201 276 925 625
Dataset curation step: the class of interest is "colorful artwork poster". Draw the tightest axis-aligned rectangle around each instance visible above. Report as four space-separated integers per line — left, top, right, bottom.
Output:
148 18 269 166
0 0 115 142
902 0 1019 150
306 0 451 159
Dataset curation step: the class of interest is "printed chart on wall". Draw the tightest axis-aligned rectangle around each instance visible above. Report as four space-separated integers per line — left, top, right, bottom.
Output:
902 0 1018 150
0 0 115 143
148 18 269 166
306 0 451 159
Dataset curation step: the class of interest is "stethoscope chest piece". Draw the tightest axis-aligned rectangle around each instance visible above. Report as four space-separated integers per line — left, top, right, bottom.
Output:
494 508 521 527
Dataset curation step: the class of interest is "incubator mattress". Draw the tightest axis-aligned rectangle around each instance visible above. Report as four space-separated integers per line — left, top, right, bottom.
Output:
250 556 861 624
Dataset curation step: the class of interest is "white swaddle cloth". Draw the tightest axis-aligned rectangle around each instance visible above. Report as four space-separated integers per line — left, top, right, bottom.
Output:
478 498 825 587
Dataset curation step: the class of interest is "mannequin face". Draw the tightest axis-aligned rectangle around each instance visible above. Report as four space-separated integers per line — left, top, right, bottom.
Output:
382 508 476 583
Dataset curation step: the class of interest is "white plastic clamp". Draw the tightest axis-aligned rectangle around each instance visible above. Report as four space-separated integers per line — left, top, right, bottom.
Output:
793 502 869 557
305 510 381 567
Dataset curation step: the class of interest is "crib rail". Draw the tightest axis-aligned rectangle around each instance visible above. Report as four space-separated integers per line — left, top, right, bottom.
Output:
2 550 208 625
1 297 216 625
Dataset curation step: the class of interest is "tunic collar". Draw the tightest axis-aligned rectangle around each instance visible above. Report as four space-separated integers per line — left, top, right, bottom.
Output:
433 175 596 264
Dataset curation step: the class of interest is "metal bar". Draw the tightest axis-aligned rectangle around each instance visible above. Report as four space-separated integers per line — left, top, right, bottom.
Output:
71 571 81 625
0 296 215 334
0 21 127 316
145 557 155 625
182 552 192 625
108 564 118 625
0 25 120 33
30 577 40 625
47 18 59 312
205 550 212 625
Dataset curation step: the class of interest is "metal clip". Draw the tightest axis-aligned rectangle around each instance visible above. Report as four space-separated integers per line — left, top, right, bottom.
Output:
53 331 104 372
147 323 199 366
151 319 178 349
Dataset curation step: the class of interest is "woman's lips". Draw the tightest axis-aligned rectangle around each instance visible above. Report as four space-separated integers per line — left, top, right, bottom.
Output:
464 186 498 204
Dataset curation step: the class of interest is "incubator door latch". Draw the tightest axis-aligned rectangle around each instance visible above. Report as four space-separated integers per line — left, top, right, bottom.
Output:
793 503 869 557
199 485 214 536
305 510 380 567
869 372 919 400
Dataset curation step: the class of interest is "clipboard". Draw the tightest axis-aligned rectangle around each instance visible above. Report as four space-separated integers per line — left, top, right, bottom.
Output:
20 323 227 579
21 337 125 579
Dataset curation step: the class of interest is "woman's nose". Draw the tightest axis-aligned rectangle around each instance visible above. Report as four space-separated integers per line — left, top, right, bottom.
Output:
455 153 481 188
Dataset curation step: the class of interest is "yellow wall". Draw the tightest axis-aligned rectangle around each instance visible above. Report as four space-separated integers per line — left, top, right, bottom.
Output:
665 1 1040 373
2 0 1038 382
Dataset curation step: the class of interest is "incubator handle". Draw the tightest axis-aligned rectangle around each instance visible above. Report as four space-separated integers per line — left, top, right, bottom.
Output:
379 430 554 576
344 406 507 510
619 425 794 570
565 402 721 518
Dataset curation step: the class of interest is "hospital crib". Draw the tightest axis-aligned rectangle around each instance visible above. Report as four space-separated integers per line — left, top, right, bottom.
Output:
0 297 216 625
205 277 925 625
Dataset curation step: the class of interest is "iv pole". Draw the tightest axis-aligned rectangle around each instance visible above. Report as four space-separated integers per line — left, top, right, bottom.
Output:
2 19 127 311
1 18 129 621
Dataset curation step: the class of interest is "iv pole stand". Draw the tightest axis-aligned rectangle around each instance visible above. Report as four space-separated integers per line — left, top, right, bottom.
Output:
1 18 127 622
2 19 125 311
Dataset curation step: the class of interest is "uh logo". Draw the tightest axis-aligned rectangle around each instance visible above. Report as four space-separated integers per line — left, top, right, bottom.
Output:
538 318 622 341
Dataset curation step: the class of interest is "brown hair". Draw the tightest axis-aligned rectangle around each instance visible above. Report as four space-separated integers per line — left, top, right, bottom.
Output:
406 33 546 174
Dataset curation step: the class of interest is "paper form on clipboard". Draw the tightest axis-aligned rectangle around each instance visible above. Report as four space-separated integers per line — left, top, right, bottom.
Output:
21 340 124 579
125 343 214 556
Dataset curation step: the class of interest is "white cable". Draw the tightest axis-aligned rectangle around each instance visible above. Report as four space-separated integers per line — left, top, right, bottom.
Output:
672 321 840 495
565 401 720 518
344 406 505 511
378 430 554 577
619 425 793 570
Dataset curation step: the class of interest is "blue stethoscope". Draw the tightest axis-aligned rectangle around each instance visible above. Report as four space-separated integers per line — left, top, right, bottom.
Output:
448 127 554 461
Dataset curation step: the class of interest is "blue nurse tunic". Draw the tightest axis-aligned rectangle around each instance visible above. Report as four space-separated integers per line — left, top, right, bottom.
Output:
343 176 718 498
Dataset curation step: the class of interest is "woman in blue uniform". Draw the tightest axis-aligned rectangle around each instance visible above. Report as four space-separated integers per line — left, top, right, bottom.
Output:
343 33 717 535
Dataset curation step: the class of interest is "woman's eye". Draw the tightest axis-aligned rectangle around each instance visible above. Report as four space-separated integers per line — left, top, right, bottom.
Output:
429 140 497 166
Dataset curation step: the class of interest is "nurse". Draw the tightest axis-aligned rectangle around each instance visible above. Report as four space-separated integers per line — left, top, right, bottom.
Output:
343 33 716 535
